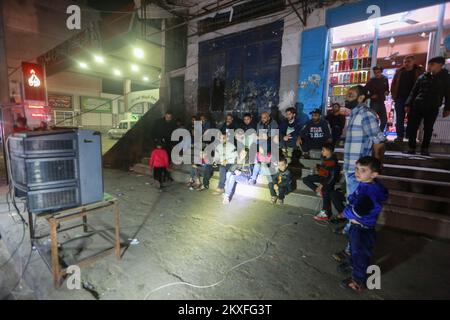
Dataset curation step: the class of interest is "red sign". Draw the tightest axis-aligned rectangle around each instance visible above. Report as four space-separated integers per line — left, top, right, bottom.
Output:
22 62 46 102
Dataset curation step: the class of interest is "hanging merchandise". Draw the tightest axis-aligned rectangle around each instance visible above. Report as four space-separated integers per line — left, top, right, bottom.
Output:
348 48 353 59
353 48 358 59
337 49 342 61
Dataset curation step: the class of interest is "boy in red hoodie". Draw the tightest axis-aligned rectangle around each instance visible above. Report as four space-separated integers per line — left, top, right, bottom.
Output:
149 139 170 190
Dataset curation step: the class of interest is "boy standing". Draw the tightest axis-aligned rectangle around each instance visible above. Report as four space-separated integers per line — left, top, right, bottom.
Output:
149 139 170 190
302 142 340 221
340 156 388 292
268 158 293 205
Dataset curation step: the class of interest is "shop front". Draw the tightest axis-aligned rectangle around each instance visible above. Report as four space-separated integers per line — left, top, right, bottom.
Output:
298 0 450 142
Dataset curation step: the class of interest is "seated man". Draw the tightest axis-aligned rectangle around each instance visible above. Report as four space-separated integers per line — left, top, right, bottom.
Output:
325 103 346 145
298 108 332 158
279 107 303 163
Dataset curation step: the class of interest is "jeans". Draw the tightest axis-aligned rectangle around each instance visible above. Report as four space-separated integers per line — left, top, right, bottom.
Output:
251 163 272 183
370 100 387 133
348 224 376 285
302 174 334 213
268 183 289 200
394 97 407 139
408 103 439 151
344 171 359 196
218 164 232 189
224 172 251 200
330 189 346 213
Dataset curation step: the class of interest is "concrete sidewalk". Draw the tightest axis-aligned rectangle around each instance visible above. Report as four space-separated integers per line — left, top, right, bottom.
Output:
1 169 450 299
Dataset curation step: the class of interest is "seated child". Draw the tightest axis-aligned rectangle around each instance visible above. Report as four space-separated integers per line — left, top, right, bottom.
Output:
268 157 293 205
149 139 170 190
250 145 272 185
223 149 252 204
188 151 213 191
302 142 340 221
339 156 388 292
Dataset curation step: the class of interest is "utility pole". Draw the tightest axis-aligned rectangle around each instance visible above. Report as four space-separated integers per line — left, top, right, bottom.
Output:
0 0 10 104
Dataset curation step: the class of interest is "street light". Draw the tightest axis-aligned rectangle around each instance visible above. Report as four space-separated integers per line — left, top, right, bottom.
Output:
113 69 122 76
131 64 139 72
143 76 149 81
79 62 88 69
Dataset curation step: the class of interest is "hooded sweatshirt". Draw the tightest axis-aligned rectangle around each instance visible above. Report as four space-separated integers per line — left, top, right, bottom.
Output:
344 180 389 228
300 119 331 141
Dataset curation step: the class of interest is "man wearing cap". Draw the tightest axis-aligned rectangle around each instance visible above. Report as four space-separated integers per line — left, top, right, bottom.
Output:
406 56 450 156
298 108 332 158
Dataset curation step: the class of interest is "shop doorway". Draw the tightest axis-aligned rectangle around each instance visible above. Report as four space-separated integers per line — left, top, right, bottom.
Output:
326 2 450 142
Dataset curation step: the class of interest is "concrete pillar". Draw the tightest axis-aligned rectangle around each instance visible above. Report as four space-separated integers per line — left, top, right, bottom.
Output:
0 0 10 104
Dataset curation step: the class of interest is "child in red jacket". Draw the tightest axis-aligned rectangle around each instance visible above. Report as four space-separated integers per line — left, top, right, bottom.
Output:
149 140 170 189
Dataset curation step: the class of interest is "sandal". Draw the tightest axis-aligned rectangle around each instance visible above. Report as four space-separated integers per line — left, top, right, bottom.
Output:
271 196 278 204
340 278 363 292
332 250 350 263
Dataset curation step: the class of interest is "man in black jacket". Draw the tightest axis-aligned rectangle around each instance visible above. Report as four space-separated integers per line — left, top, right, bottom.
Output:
406 56 450 156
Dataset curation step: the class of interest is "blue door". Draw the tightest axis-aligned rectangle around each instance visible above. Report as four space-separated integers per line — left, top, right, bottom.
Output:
297 26 329 120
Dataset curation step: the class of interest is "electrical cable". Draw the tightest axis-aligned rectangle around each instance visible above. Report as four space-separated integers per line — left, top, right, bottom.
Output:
143 222 295 299
0 247 34 300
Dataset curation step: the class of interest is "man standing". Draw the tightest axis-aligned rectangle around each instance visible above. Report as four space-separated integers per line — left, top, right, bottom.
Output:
152 111 178 150
391 55 425 142
343 85 385 195
326 103 346 145
365 66 390 132
406 56 450 156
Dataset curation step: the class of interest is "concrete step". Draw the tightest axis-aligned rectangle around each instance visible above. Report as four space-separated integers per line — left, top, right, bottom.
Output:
379 175 450 198
384 141 450 154
387 190 450 215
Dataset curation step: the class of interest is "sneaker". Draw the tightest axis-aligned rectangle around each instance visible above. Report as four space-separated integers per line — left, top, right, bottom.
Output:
316 190 323 197
420 149 430 156
313 210 330 221
249 179 257 185
222 197 230 205
270 196 278 204
340 277 363 292
213 188 224 195
303 152 310 159
406 149 416 155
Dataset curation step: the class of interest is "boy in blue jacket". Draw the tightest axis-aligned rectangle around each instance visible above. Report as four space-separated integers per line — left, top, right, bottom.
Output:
340 156 388 292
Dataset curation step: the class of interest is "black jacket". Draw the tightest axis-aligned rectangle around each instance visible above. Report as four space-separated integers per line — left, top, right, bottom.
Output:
406 68 450 111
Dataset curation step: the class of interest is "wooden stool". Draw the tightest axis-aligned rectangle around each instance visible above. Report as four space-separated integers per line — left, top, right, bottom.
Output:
32 198 121 288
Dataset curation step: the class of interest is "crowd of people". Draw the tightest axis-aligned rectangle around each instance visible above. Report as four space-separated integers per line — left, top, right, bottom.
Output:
149 55 450 293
